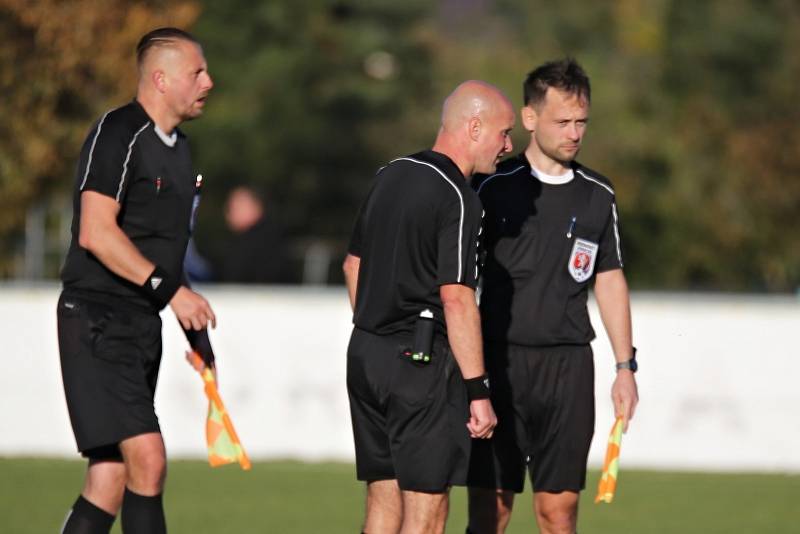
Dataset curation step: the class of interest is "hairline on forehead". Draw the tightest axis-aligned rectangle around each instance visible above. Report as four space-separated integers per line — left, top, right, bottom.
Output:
523 58 591 111
534 87 590 112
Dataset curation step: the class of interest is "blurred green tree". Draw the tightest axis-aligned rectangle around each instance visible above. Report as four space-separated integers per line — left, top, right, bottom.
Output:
187 0 438 277
650 0 800 291
427 0 800 291
1 0 798 290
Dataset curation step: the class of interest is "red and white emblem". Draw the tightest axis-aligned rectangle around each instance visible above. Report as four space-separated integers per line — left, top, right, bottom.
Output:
568 238 598 282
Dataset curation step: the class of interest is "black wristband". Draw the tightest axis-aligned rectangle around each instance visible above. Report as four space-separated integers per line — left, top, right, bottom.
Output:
464 374 491 401
141 265 180 308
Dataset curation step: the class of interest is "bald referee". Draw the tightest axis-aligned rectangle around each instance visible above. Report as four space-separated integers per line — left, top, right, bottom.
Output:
344 80 515 533
57 28 216 534
467 59 640 534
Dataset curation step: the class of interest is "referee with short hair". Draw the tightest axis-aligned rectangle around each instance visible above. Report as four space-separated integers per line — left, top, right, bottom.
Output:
466 59 640 534
343 80 515 533
57 28 216 534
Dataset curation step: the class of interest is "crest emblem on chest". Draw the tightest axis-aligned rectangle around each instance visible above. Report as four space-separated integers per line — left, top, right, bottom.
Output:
568 237 599 282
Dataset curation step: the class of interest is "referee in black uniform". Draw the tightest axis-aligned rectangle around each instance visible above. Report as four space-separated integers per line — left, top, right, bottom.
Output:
57 28 216 534
466 59 640 534
343 80 515 533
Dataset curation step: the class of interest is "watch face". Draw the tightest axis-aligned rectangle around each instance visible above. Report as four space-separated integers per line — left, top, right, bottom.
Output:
630 358 638 372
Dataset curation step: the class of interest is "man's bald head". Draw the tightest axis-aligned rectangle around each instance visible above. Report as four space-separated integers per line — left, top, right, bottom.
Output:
433 80 515 177
440 80 513 134
136 27 199 75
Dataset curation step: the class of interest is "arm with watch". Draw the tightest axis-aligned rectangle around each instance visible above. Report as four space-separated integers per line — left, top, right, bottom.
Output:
594 268 639 433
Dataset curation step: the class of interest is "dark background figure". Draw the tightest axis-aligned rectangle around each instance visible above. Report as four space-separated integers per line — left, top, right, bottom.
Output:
183 237 215 282
217 185 289 284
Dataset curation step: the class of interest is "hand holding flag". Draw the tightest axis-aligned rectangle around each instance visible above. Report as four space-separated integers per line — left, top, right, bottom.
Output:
187 351 251 470
595 416 623 503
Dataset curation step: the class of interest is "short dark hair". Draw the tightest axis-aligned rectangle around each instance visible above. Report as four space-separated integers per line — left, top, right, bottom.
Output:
136 27 198 67
523 58 591 108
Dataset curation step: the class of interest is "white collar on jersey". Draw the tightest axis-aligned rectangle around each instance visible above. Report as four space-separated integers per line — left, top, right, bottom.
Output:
154 125 178 147
530 164 574 185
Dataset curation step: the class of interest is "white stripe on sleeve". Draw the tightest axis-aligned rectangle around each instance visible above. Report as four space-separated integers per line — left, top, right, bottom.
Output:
78 110 112 191
115 122 151 202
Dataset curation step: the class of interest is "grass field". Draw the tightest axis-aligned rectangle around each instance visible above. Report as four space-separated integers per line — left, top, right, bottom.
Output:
1 458 797 533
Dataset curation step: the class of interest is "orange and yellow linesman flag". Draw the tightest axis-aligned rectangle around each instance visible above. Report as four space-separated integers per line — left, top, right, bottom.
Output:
187 352 251 470
595 416 624 503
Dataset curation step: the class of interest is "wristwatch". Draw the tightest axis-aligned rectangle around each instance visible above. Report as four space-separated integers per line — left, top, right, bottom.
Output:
615 347 638 373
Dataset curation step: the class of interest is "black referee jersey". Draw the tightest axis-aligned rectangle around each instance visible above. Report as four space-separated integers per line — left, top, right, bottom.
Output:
348 150 483 337
474 153 624 347
60 99 197 311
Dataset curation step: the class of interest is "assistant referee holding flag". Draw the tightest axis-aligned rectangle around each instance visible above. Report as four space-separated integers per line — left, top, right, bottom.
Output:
467 59 640 534
57 28 216 534
344 80 516 533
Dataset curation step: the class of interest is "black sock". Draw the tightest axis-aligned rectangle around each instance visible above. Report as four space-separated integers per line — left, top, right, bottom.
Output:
61 495 115 534
121 487 166 534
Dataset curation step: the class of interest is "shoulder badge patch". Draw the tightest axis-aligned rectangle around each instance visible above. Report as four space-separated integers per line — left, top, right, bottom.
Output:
568 238 599 282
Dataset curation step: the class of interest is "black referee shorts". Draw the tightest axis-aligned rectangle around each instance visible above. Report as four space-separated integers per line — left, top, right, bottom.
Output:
346 327 470 493
57 291 163 458
468 343 595 494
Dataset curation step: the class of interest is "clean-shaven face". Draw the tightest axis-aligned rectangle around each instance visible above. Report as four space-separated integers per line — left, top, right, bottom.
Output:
475 104 515 174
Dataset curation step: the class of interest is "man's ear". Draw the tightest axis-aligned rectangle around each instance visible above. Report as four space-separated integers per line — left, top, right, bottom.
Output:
152 69 167 93
521 105 537 132
468 116 482 141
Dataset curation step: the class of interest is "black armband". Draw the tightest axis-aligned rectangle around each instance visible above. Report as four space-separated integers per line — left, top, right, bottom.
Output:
141 265 180 308
464 374 491 401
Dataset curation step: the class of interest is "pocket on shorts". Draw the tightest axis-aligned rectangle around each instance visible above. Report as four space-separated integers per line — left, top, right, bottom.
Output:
57 295 82 318
390 343 444 407
57 295 85 354
86 303 139 365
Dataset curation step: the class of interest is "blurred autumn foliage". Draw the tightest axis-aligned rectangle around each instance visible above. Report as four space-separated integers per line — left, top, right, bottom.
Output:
0 0 199 272
1 0 799 291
